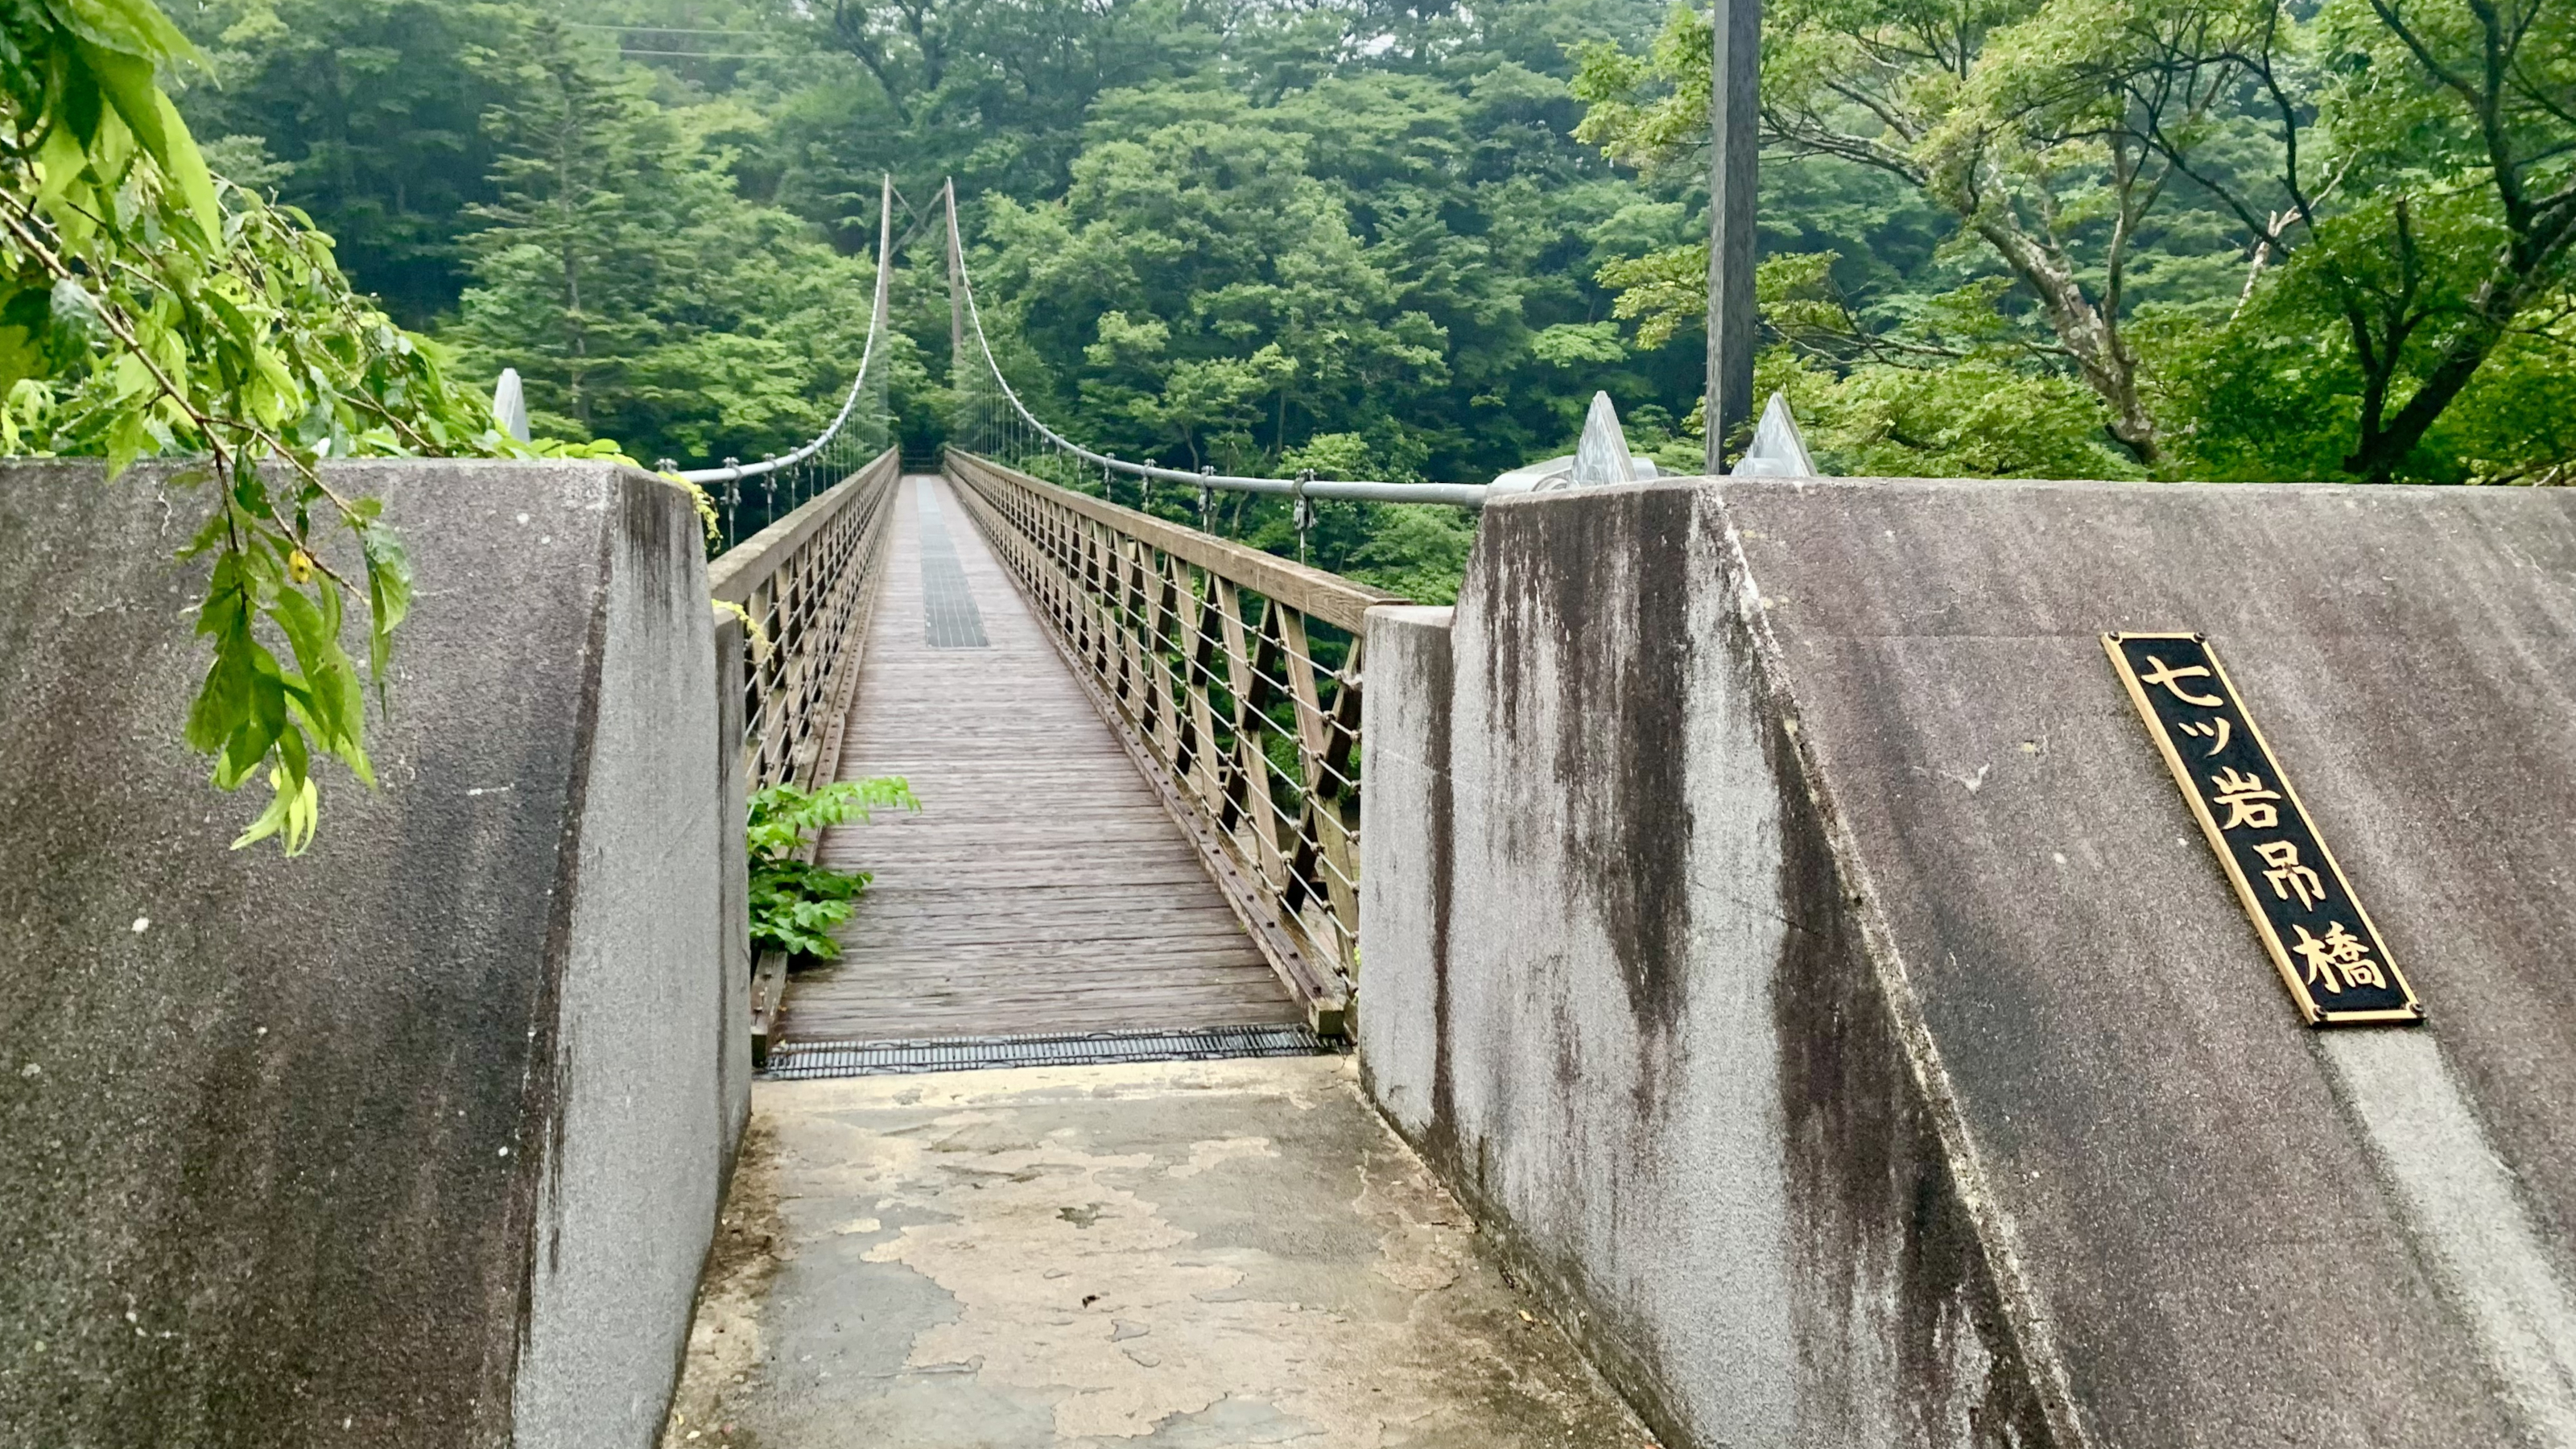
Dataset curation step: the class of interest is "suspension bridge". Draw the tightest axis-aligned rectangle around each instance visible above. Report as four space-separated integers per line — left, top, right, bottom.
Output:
644 180 2576 1449
10 175 2575 1449
627 174 2576 1449
642 176 1679 1445
695 177 1620 1077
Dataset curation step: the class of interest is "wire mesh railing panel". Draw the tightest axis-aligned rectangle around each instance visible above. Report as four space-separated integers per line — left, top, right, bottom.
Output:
712 447 902 792
947 448 1402 1024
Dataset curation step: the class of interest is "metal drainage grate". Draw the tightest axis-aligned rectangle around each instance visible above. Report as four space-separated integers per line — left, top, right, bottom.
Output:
915 478 990 648
764 1023 1337 1080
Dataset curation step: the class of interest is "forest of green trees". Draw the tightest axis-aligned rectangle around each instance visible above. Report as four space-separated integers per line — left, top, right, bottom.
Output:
0 0 2557 844
164 0 2576 501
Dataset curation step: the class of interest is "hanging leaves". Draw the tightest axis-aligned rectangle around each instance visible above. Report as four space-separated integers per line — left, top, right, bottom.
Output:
0 0 526 853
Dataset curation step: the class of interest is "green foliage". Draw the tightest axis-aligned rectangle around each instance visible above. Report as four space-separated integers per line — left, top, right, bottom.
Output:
2426 324 2576 487
1278 431 1373 481
160 0 1688 608
0 0 522 853
1528 320 1627 366
746 777 919 961
2180 0 2576 481
919 12 1711 598
442 14 886 469
1340 504 1480 604
967 43 1694 489
114 0 2576 526
171 0 514 325
1596 244 1705 350
1571 0 2252 466
748 854 862 961
105 0 2576 650
1758 349 2146 478
1571 0 2576 482
797 0 1203 215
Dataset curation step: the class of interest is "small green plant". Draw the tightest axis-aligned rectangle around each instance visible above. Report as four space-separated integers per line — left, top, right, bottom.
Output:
747 777 919 962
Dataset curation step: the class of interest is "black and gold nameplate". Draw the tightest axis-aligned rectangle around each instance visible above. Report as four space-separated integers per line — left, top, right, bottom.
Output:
2104 633 2423 1026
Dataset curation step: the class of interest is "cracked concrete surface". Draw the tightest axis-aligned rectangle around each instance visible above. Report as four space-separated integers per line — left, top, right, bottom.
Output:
661 1057 1657 1449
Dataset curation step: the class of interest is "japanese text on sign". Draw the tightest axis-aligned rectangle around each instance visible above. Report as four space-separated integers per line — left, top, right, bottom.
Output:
2104 633 2423 1026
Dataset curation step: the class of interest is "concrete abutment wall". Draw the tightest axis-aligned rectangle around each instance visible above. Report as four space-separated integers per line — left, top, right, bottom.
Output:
0 460 749 1448
1360 477 2576 1448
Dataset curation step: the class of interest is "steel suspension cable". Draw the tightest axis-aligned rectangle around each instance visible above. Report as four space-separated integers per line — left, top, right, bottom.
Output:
943 186 1495 510
671 175 897 490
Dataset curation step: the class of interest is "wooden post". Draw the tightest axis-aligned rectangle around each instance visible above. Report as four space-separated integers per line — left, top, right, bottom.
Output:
1706 0 1760 475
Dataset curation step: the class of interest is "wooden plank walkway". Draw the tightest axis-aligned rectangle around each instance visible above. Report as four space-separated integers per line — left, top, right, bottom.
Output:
776 473 1299 1043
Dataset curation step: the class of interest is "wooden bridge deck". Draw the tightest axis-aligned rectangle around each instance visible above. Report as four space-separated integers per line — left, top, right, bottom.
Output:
777 473 1299 1043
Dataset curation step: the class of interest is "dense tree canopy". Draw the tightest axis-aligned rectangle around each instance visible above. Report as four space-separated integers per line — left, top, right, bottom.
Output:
1575 0 2576 480
10 0 2563 852
144 0 2576 489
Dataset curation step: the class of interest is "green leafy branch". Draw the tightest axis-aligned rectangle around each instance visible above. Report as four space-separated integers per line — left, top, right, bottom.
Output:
746 778 920 960
0 0 526 852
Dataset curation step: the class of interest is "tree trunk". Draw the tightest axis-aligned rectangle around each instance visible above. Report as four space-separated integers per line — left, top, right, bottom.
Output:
2343 226 2569 481
1975 219 2160 464
2344 286 2513 482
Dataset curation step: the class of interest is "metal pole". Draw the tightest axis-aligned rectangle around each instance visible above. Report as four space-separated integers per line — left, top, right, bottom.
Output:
1294 471 1315 565
944 178 964 384
1707 0 1761 474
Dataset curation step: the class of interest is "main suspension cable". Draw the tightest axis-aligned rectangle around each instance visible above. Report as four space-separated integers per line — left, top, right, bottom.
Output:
671 175 896 490
943 186 1493 510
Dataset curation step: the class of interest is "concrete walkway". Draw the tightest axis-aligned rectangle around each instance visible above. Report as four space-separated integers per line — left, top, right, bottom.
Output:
662 1058 1655 1448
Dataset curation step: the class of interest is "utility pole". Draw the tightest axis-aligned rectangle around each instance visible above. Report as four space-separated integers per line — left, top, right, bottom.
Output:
1706 0 1759 476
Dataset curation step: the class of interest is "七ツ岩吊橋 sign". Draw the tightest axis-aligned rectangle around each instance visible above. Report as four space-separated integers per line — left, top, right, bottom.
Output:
2103 633 2425 1027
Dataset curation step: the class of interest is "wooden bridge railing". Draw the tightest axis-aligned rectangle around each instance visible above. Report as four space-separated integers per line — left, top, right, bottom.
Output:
708 445 901 1064
947 448 1404 1033
709 446 902 792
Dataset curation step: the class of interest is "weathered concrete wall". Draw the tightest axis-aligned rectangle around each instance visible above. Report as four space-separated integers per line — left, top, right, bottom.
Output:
1360 477 2576 1448
1355 605 1452 1137
713 612 753 1167
0 460 742 1448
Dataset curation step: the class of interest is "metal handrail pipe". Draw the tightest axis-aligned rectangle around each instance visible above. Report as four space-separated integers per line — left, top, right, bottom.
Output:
986 425 1499 506
708 447 900 605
